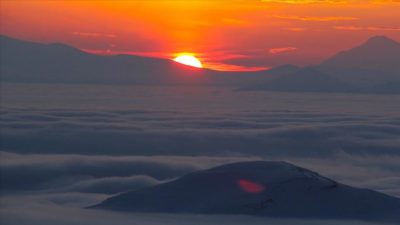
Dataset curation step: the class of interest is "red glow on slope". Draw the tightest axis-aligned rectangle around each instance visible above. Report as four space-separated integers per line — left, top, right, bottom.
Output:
238 179 265 193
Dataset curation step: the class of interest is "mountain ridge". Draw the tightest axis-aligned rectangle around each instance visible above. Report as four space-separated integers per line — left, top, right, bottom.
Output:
1 35 400 93
319 35 400 78
246 36 400 93
0 35 282 86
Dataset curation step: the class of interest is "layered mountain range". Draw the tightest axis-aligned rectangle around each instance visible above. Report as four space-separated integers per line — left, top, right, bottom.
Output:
1 35 399 93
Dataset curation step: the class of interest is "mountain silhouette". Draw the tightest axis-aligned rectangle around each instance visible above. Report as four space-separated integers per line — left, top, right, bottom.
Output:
319 35 400 83
244 36 400 93
1 35 399 93
0 35 208 85
241 68 352 93
91 161 400 222
0 35 275 86
262 64 300 75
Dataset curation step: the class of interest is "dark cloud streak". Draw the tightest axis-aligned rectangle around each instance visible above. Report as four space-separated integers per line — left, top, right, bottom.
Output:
1 108 399 156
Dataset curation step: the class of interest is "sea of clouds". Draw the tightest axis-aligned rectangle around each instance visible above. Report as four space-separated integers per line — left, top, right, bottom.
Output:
1 84 399 224
2 107 399 157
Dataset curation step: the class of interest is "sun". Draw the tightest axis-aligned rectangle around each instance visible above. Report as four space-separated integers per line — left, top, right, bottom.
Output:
173 54 203 68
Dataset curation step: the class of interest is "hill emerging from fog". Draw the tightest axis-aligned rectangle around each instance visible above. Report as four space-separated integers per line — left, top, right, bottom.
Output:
92 161 400 222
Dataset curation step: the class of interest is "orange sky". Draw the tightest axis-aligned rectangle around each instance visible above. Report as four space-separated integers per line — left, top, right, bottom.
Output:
1 0 400 71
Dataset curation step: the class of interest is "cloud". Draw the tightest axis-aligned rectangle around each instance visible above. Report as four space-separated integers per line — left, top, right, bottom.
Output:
1 152 399 224
0 192 389 225
285 152 400 197
4 165 400 225
274 15 359 21
334 26 400 31
202 62 269 71
0 151 261 194
260 0 400 4
72 32 117 38
1 101 399 198
269 47 298 54
261 0 348 4
285 27 307 32
64 175 162 194
1 108 399 157
1 151 400 197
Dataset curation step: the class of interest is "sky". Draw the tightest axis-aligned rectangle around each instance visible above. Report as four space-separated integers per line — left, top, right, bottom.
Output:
1 0 400 70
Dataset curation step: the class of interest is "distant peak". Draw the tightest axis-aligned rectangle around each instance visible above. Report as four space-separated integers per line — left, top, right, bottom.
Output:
365 35 399 45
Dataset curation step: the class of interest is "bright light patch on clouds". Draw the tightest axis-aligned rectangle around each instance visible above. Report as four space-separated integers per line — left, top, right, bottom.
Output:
274 15 358 21
335 26 400 31
269 47 298 54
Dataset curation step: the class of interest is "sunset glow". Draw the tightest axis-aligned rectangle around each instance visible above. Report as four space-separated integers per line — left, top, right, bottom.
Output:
173 54 203 68
1 1 400 71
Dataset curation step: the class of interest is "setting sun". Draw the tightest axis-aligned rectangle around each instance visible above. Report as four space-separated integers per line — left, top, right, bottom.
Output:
173 55 203 68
